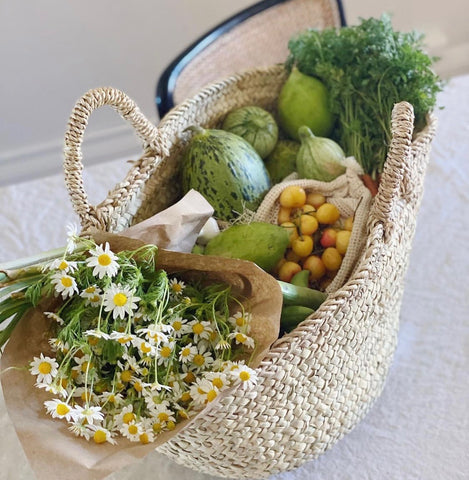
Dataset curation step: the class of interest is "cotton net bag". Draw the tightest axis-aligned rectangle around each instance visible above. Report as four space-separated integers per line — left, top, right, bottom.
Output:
254 159 373 293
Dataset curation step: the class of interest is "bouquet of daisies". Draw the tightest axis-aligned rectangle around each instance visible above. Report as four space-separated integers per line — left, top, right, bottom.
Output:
2 231 260 447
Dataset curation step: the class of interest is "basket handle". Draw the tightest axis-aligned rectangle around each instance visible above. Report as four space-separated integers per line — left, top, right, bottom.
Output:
372 101 416 236
63 87 162 229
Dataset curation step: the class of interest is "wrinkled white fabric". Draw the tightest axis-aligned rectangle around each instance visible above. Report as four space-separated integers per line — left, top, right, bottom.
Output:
0 75 468 480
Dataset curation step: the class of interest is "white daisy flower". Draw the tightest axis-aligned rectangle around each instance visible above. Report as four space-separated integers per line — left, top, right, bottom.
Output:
150 403 176 425
98 391 124 407
72 354 94 375
73 387 95 404
132 337 157 357
68 420 94 440
114 404 137 426
47 338 69 354
215 339 231 351
230 364 258 388
103 284 140 320
49 258 78 273
143 392 169 412
120 420 143 442
86 242 119 279
169 278 185 296
89 425 117 445
157 340 176 365
204 371 229 391
178 343 197 364
51 272 78 299
44 311 64 325
74 404 104 425
189 378 220 406
35 379 68 398
228 311 252 333
168 315 189 338
191 343 214 371
30 354 59 385
187 319 213 342
137 324 171 346
109 331 136 346
65 223 80 253
80 285 103 307
228 331 256 349
84 329 110 340
138 422 155 444
44 398 77 421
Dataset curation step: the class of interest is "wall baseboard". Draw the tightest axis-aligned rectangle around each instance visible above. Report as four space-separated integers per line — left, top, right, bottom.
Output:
0 122 155 187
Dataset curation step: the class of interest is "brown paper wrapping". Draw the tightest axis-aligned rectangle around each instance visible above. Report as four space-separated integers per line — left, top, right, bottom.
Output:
0 212 282 480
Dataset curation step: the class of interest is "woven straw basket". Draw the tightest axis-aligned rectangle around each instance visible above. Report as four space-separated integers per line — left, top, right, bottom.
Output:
63 64 437 478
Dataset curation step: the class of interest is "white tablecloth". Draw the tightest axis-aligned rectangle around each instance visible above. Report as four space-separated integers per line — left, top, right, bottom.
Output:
1 75 468 480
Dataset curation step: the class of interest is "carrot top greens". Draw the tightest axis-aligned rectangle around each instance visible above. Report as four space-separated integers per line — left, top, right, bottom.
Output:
286 15 444 178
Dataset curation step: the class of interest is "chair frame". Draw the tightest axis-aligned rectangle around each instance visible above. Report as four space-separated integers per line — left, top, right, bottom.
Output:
155 0 346 119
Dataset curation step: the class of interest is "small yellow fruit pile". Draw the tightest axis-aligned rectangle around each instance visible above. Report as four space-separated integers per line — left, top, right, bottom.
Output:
274 185 353 291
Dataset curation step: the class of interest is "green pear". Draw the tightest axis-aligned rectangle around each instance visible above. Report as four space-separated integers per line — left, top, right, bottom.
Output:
278 67 334 141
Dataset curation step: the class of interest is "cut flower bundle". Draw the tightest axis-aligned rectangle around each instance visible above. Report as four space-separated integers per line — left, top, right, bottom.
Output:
3 231 258 446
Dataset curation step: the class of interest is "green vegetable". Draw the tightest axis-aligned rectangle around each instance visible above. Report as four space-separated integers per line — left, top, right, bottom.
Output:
181 126 271 221
278 280 327 310
290 269 310 288
277 67 335 140
204 222 289 273
296 125 346 181
280 305 315 332
264 139 300 184
222 106 279 159
286 15 444 179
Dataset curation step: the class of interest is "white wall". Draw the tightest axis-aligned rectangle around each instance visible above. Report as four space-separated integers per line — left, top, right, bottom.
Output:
1 0 467 186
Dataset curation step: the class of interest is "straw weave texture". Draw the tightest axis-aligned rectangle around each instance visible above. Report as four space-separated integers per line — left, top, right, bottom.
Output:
63 64 437 478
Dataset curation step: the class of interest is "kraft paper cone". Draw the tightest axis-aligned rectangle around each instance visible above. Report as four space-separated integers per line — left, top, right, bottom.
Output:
1 233 282 480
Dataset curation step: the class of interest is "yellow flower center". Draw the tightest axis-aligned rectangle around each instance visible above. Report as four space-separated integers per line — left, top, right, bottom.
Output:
108 394 115 403
81 361 92 372
85 286 96 294
167 421 176 430
235 333 246 343
140 342 152 354
177 410 188 419
134 382 143 392
157 412 169 422
172 321 182 331
181 347 190 357
38 361 52 375
97 253 112 266
121 370 132 383
123 412 135 424
88 336 99 346
128 424 138 435
160 346 171 358
239 371 251 382
192 323 204 335
171 283 182 293
206 389 218 402
153 422 162 433
58 261 68 270
184 372 196 384
180 392 191 402
61 276 73 288
90 295 100 303
193 354 205 366
139 433 150 444
236 316 246 327
117 335 132 344
56 403 70 416
113 293 127 307
212 377 224 389
93 430 107 444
